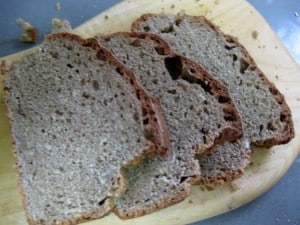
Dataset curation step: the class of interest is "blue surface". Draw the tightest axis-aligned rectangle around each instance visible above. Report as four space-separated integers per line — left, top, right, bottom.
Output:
0 1 299 225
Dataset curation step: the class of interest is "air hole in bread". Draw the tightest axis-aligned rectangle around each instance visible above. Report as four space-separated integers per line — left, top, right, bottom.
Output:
164 56 182 80
232 54 238 61
175 18 182 26
224 114 236 122
239 58 249 74
280 113 286 122
218 95 230 103
142 107 148 117
98 198 108 206
66 63 73 68
224 45 236 50
179 176 189 184
91 80 99 91
167 89 177 94
267 121 276 131
154 46 165 55
269 86 279 95
97 50 107 61
55 110 63 116
130 39 142 47
50 52 59 59
259 124 264 135
82 92 90 99
143 128 154 140
75 69 79 74
143 25 150 32
143 118 149 125
115 67 123 76
133 112 139 122
161 25 174 33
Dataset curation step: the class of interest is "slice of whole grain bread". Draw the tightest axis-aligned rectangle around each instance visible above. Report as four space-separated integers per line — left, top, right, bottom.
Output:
97 32 243 218
4 33 170 225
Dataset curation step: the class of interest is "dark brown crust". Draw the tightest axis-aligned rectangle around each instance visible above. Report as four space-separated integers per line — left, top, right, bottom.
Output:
4 32 171 225
132 13 295 147
99 31 243 152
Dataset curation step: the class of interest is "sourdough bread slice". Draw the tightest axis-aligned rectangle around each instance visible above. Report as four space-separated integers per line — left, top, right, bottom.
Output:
132 13 294 183
132 13 294 147
4 33 170 225
97 32 243 218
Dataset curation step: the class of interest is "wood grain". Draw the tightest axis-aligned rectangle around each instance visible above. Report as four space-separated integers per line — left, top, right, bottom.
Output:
0 0 299 224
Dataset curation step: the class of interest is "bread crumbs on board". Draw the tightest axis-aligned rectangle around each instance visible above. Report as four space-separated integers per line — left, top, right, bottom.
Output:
56 2 61 11
104 15 109 20
17 18 39 43
251 30 258 40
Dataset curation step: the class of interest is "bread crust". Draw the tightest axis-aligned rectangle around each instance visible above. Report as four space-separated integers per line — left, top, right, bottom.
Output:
4 32 171 225
132 13 295 147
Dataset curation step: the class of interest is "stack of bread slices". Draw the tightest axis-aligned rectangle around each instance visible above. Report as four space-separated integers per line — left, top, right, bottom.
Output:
4 13 294 225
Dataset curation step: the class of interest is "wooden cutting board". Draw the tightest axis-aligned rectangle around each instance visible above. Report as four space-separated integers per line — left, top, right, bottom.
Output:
0 0 299 224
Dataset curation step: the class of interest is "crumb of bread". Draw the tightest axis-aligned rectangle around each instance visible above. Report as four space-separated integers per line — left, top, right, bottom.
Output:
56 2 61 11
228 179 242 192
251 30 258 40
51 18 72 33
171 4 175 8
17 18 38 43
0 60 12 75
104 15 109 20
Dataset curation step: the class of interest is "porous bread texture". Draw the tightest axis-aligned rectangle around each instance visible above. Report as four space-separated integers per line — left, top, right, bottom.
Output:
98 32 242 218
198 139 251 184
4 33 170 225
132 13 294 147
132 13 294 184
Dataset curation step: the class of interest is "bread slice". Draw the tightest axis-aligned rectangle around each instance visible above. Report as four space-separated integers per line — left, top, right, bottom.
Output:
97 32 243 218
132 13 294 147
4 33 170 225
132 13 294 183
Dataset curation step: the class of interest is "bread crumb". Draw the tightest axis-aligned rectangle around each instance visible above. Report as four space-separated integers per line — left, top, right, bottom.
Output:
104 15 109 20
229 180 241 192
55 2 61 11
205 185 214 191
17 18 38 43
188 200 193 204
171 4 175 9
0 60 12 75
252 30 258 40
275 75 279 80
52 18 72 33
